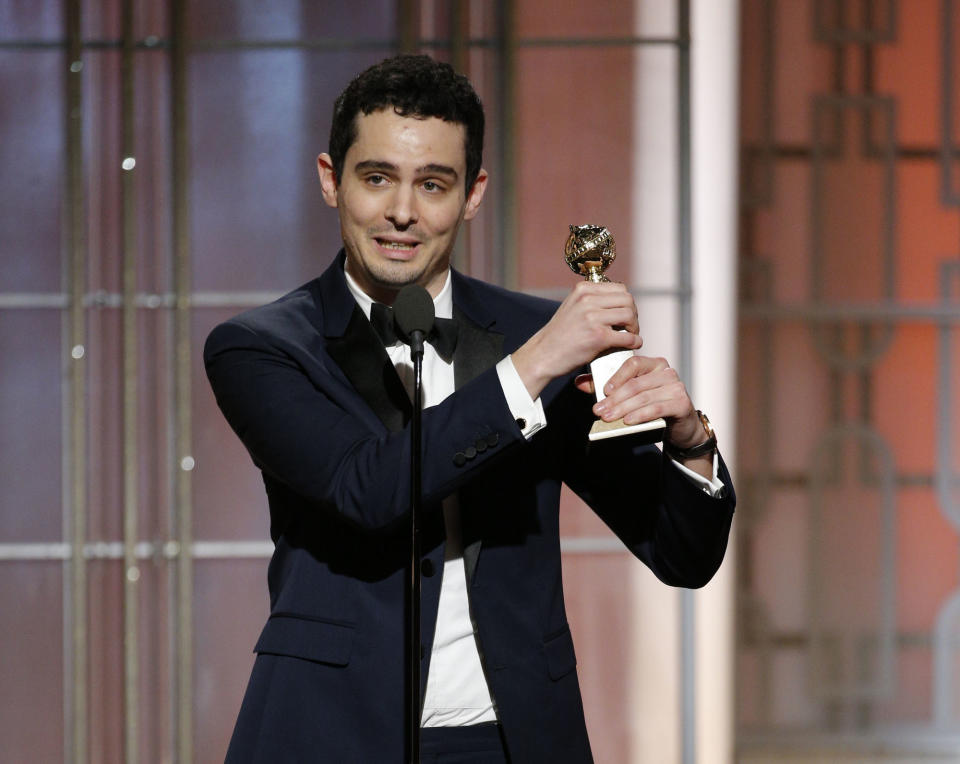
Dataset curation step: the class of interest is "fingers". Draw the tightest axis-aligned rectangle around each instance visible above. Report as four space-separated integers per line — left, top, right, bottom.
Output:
512 282 642 400
569 280 632 300
599 355 668 397
592 356 693 425
568 281 640 335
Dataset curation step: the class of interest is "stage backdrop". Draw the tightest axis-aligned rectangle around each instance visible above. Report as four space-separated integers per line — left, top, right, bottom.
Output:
736 1 960 762
0 1 737 762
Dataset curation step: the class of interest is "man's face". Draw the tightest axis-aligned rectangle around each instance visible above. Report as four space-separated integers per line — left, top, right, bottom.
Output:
317 109 487 302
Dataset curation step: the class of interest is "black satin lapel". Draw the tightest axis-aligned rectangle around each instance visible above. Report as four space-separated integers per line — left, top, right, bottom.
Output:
327 305 411 433
451 309 504 584
462 524 482 586
453 307 504 391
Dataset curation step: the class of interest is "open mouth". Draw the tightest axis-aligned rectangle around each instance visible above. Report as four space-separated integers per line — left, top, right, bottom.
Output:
375 238 420 255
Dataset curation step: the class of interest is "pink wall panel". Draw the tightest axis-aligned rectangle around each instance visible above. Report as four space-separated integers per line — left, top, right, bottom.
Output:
515 47 635 290
515 2 633 38
0 311 62 541
193 559 270 762
0 51 63 292
0 561 64 763
873 326 937 474
562 553 638 764
896 164 959 303
875 0 940 147
738 0 960 750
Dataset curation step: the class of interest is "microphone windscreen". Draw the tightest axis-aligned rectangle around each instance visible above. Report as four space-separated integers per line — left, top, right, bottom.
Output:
393 284 435 338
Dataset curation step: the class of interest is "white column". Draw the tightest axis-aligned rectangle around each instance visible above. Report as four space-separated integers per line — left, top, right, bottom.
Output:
629 1 739 763
692 1 739 764
630 2 682 762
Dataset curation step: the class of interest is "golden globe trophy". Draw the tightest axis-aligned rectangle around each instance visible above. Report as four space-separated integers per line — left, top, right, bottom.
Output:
564 224 666 442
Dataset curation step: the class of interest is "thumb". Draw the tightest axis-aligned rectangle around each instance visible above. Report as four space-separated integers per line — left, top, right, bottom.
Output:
574 373 595 395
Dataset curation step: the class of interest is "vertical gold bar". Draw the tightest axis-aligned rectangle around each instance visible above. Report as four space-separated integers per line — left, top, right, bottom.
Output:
171 0 194 761
450 0 468 75
121 0 140 761
677 4 695 763
498 0 517 289
450 0 472 275
398 0 419 53
65 0 87 761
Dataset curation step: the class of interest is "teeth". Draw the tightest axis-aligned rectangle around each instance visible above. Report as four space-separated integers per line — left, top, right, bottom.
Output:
380 241 415 250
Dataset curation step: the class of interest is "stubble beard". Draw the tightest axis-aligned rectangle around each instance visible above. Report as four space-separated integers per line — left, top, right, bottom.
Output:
344 246 440 302
346 229 454 298
363 253 426 288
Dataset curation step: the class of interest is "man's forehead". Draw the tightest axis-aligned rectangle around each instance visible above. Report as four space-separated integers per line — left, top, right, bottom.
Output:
349 109 467 158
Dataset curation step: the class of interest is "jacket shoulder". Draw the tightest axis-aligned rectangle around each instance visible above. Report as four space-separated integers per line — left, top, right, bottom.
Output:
452 271 559 332
203 278 324 360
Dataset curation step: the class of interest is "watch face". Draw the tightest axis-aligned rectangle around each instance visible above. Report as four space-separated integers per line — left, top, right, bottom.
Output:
698 410 715 439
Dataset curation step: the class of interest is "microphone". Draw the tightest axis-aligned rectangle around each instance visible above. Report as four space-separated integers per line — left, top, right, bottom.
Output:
393 284 435 358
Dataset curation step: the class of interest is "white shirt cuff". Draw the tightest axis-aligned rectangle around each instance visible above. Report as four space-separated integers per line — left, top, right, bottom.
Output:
496 356 547 440
669 451 726 498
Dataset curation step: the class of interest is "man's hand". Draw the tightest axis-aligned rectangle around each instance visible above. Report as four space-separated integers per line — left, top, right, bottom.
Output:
511 281 714 478
575 356 713 478
511 281 643 401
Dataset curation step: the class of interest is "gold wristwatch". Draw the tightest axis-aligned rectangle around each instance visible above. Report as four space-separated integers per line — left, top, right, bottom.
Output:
663 410 717 460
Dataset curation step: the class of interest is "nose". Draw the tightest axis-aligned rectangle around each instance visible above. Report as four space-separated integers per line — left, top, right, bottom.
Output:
385 185 418 229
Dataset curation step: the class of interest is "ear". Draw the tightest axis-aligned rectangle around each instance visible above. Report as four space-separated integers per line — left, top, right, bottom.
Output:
317 153 339 208
462 168 488 221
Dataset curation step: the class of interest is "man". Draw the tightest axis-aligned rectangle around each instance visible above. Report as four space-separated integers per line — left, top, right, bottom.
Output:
205 54 734 763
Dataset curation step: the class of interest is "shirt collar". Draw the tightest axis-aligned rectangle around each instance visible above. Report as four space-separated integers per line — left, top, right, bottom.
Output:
343 266 454 321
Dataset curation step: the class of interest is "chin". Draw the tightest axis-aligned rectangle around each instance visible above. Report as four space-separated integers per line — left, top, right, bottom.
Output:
376 261 424 283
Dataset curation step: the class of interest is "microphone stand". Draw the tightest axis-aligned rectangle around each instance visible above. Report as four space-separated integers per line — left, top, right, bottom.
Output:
394 284 434 764
407 328 425 764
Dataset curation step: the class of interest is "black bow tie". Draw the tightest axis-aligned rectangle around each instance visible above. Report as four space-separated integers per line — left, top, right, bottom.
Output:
369 301 459 362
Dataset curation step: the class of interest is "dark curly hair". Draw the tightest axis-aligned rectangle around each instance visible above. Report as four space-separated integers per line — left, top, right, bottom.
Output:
329 54 485 191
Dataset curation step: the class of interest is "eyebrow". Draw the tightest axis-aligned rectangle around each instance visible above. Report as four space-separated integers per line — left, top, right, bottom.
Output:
417 163 459 180
352 160 459 180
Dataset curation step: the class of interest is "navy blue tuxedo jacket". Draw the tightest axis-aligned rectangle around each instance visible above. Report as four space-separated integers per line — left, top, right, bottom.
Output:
204 252 735 763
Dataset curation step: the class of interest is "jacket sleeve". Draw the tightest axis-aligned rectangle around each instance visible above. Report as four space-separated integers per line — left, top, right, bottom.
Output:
553 382 736 589
204 319 525 531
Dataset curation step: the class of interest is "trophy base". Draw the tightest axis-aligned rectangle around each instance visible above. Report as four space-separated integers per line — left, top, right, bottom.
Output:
588 349 665 441
588 416 666 442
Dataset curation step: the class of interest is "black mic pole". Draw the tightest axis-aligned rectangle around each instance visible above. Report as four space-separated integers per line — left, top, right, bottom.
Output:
393 285 434 764
408 330 424 764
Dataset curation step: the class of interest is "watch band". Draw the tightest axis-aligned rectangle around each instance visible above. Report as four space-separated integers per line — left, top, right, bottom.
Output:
663 410 717 460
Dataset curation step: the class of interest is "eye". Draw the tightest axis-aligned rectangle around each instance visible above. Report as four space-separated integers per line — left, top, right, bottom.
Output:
366 174 387 186
422 180 443 193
